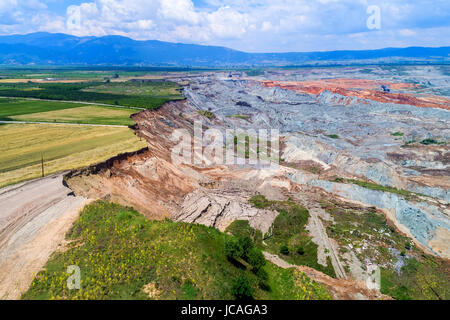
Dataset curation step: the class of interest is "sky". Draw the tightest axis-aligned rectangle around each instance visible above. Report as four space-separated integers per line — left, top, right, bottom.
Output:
0 0 449 52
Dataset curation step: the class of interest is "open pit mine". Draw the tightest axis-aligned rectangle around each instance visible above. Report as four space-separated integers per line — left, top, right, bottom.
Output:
1 65 449 300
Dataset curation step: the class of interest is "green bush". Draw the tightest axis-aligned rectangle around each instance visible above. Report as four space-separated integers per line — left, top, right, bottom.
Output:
280 245 290 255
231 276 253 300
238 236 254 258
296 246 305 255
420 139 438 145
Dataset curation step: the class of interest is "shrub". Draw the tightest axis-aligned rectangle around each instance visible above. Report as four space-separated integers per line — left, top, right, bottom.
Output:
280 245 290 255
296 246 305 255
249 195 272 209
420 139 438 145
231 276 253 300
238 236 254 258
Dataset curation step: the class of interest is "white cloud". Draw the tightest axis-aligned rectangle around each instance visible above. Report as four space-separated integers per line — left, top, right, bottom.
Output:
0 0 449 52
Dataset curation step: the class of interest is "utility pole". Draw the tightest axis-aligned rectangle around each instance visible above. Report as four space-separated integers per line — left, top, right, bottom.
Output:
41 153 44 177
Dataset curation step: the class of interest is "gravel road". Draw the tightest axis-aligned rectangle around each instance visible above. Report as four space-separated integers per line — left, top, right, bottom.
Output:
0 174 88 299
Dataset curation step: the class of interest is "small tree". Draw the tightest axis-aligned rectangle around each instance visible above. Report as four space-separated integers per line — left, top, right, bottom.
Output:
280 244 289 255
296 246 305 255
231 276 253 300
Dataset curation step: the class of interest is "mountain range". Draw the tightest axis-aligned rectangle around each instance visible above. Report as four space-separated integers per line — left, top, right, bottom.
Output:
0 32 449 67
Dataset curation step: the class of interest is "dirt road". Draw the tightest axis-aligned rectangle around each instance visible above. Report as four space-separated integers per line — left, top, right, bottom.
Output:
0 174 88 299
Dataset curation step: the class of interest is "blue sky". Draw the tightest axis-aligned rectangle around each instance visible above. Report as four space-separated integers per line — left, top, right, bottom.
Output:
1 0 449 52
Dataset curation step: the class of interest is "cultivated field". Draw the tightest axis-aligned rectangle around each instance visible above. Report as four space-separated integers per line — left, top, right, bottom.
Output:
0 80 184 110
10 105 138 126
0 98 82 119
0 123 147 187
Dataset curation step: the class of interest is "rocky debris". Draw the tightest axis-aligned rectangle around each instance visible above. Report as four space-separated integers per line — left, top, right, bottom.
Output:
175 189 279 233
65 65 450 266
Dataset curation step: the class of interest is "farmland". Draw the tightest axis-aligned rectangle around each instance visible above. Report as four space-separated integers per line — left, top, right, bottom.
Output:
0 77 184 187
0 123 147 187
0 80 184 109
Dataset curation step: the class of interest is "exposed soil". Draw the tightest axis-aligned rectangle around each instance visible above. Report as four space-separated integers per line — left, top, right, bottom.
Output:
261 79 450 110
0 174 88 299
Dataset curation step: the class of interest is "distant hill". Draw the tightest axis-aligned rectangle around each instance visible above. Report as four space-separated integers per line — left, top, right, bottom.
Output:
0 32 448 67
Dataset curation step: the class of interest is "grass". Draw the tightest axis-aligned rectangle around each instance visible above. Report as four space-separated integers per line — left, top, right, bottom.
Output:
249 195 336 278
0 124 147 187
22 201 331 300
381 255 449 300
391 132 404 137
227 114 251 121
12 105 137 126
226 220 263 247
0 98 82 119
326 134 339 139
319 199 450 300
84 81 182 97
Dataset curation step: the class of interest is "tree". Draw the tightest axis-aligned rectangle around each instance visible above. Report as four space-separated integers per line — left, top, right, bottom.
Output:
231 276 253 300
247 248 266 272
225 238 243 260
238 236 253 258
280 244 289 255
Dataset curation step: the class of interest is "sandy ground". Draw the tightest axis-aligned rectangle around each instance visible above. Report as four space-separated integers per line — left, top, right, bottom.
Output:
0 174 88 300
263 251 391 300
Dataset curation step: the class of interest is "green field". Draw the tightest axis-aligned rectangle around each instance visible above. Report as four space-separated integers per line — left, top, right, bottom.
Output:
0 98 83 119
12 105 137 126
22 201 331 300
0 80 184 109
0 124 147 187
0 79 182 188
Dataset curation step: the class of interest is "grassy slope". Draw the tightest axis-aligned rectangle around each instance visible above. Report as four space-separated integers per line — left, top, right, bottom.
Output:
22 201 331 300
0 124 147 187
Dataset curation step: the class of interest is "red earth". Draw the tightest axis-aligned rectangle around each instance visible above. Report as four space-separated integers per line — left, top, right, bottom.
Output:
261 79 450 110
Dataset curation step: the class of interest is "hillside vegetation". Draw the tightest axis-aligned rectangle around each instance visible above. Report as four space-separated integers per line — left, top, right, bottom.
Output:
22 201 331 300
0 124 146 187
